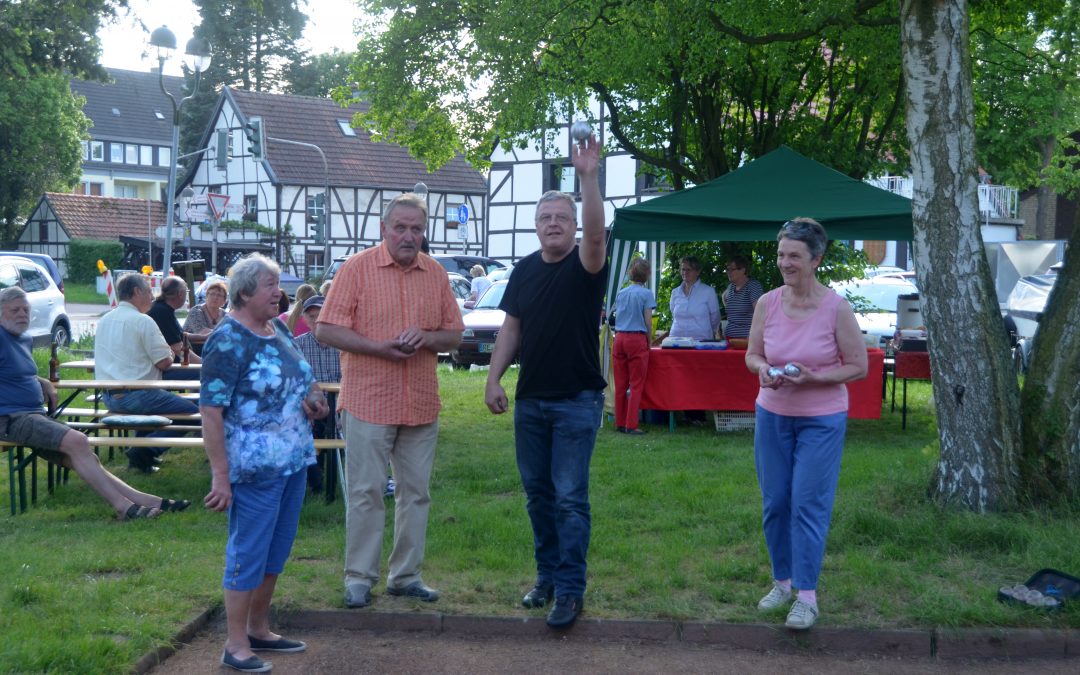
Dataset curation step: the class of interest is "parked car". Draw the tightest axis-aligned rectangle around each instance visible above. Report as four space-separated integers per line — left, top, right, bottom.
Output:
0 255 72 346
451 280 509 368
324 255 351 283
447 272 472 314
0 251 63 294
1005 271 1059 373
431 254 506 277
832 276 919 348
862 265 906 279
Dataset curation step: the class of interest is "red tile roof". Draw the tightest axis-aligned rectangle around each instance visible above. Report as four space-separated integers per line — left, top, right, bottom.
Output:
44 193 167 240
226 89 487 193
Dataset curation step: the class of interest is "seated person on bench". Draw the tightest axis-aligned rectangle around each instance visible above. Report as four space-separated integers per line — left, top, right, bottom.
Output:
94 273 199 473
0 287 189 520
148 276 201 376
295 295 341 493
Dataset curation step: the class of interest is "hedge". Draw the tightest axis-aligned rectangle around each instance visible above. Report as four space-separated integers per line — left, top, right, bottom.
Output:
67 240 123 283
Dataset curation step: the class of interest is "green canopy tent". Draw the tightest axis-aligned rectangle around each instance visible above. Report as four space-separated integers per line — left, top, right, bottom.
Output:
605 145 914 311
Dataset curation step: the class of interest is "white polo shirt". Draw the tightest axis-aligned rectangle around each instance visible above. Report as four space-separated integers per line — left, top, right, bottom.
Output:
94 301 173 382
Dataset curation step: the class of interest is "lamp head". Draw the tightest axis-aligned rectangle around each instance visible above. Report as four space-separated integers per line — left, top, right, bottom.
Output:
150 25 177 61
413 182 428 199
184 37 213 73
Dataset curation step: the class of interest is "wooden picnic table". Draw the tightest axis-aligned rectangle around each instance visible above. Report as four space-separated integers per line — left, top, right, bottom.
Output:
61 360 201 372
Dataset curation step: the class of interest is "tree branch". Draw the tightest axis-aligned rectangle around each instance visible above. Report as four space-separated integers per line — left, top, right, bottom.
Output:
707 0 896 44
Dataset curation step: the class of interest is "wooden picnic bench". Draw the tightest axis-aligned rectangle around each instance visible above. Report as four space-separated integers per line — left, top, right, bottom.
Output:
3 437 346 516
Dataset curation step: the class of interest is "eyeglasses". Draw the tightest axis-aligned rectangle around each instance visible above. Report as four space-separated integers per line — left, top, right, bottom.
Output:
537 213 575 225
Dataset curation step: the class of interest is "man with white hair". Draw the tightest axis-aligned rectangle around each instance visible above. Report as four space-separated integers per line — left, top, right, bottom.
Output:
0 287 188 520
94 273 198 473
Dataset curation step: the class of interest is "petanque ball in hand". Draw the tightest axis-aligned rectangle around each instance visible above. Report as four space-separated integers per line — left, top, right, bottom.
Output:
398 343 415 354
570 120 592 141
767 367 784 378
783 363 801 377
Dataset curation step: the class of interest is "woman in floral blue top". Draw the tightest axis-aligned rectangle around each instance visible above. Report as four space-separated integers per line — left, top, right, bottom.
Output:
200 254 329 673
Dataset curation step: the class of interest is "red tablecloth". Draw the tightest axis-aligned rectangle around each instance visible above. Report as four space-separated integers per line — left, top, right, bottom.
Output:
894 350 931 380
640 348 884 419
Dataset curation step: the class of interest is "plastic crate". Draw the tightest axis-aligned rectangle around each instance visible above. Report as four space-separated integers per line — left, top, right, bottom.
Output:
714 411 755 432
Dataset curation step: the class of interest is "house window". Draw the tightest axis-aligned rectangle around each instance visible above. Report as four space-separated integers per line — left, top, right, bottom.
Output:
91 141 104 161
140 146 152 165
307 193 326 219
75 182 103 196
39 222 49 242
547 163 578 193
154 110 165 120
110 143 123 163
637 169 672 194
115 184 138 198
81 140 89 161
125 144 138 164
158 146 171 167
244 195 257 218
337 120 357 136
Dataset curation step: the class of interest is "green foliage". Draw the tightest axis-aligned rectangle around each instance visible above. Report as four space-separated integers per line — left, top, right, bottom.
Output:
67 240 123 283
0 0 122 81
285 50 355 97
0 75 89 244
972 2 1080 197
653 240 867 329
180 0 309 156
340 0 908 181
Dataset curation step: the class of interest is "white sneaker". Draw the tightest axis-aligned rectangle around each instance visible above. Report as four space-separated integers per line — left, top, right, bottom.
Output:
785 599 819 630
756 583 793 611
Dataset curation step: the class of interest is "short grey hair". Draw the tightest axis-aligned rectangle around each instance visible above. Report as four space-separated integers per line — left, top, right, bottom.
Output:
534 191 577 222
383 192 428 222
160 276 186 299
778 217 828 260
116 273 150 301
228 254 281 309
0 286 28 308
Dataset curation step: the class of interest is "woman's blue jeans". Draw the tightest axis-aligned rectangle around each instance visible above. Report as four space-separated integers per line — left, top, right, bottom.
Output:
514 389 604 598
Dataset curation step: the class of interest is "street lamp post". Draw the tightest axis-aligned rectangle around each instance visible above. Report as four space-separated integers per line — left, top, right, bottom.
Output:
151 26 212 274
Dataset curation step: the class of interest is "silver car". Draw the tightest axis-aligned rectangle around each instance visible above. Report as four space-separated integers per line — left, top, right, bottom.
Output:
0 255 71 346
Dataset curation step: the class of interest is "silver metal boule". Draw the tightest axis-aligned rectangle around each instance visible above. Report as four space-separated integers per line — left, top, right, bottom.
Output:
783 363 801 377
570 120 592 141
767 367 784 378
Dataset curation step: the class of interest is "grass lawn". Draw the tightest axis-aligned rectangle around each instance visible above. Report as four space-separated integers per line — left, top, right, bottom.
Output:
1 361 1077 673
62 281 107 305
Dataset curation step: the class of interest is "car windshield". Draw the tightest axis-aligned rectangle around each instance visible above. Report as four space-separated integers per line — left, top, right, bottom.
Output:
836 280 916 312
475 283 507 309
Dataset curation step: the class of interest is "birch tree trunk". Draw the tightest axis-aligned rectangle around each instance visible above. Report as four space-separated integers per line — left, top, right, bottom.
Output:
899 0 1021 511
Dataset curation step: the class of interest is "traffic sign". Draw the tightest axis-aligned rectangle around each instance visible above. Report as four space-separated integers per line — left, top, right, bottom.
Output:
457 204 469 224
207 193 230 220
457 225 469 242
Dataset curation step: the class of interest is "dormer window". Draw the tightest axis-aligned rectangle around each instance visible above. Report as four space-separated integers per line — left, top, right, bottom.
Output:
337 120 357 137
154 110 165 120
112 108 121 116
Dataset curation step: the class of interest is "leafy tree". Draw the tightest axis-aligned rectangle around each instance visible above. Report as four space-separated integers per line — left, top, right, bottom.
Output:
180 0 308 156
285 50 354 97
0 76 90 244
339 0 909 181
973 1 1080 239
0 0 124 81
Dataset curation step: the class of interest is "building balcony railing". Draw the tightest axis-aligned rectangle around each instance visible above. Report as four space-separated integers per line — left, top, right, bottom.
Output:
866 175 1019 222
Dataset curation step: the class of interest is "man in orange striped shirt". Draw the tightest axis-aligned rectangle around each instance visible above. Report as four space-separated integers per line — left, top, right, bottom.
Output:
316 193 464 609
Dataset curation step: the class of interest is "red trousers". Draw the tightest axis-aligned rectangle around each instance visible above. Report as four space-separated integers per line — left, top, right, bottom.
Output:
613 332 650 430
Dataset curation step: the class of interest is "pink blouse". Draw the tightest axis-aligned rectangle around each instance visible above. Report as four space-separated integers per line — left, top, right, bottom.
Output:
755 287 848 417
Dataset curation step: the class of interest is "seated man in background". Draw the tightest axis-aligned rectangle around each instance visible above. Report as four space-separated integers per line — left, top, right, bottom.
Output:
295 295 341 493
0 287 189 520
95 273 199 473
148 276 200 375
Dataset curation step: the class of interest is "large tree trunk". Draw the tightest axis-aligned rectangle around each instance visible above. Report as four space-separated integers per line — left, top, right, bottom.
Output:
1019 214 1080 500
899 0 1021 511
1035 135 1056 240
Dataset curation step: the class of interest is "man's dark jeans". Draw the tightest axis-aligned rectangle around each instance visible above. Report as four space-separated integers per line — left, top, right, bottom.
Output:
514 389 604 598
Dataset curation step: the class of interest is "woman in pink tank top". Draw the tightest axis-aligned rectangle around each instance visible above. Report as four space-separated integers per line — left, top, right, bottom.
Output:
744 218 868 631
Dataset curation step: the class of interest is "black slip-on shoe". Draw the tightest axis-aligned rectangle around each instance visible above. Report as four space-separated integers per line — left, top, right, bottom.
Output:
522 582 555 609
344 582 372 608
221 650 271 673
247 635 307 653
387 580 440 602
546 595 584 628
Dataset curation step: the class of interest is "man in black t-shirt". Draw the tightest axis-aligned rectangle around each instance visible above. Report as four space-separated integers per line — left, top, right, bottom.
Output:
485 131 607 629
148 277 200 376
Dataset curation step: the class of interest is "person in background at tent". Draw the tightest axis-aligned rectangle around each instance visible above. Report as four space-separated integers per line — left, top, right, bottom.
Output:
722 255 764 340
744 218 867 631
668 255 719 425
612 258 655 435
